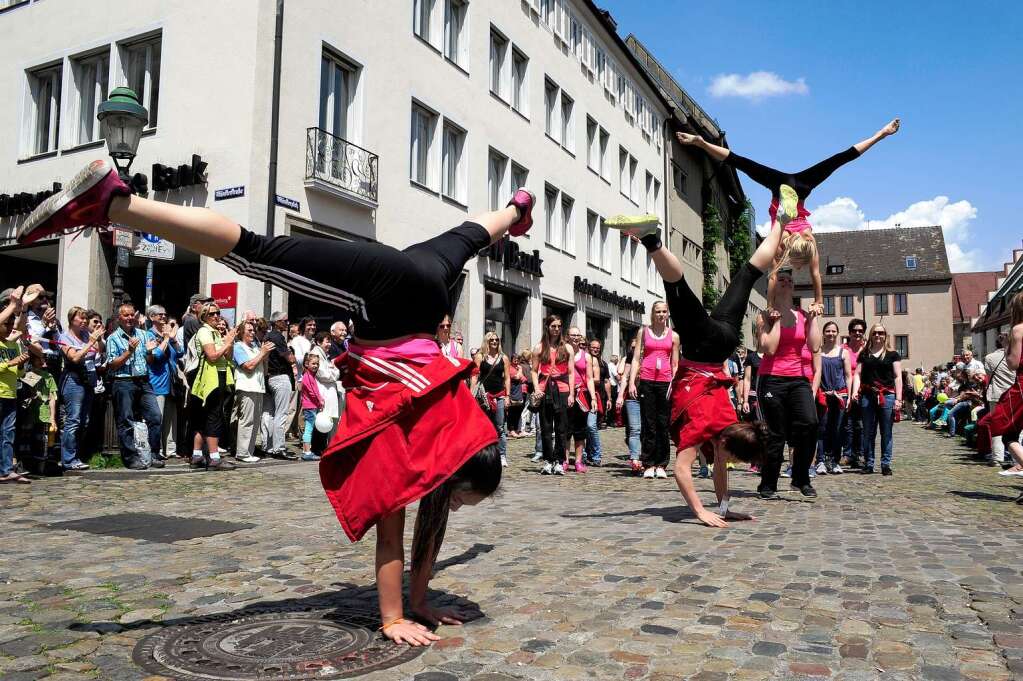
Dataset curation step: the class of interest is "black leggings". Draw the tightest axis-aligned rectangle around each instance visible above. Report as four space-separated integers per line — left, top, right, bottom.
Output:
756 375 818 490
639 379 671 467
664 261 762 363
724 146 860 202
220 222 491 340
539 381 568 464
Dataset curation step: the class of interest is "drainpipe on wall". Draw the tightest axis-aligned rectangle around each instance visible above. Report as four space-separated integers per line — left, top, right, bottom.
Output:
263 0 285 318
662 113 672 252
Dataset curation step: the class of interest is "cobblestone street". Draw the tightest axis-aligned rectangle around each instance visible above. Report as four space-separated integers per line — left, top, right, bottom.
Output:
2 421 1023 681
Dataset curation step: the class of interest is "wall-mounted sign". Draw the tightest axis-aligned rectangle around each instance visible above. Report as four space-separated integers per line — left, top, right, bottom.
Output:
152 154 208 192
214 186 245 201
0 182 61 218
275 194 300 211
133 233 175 260
483 236 543 277
574 276 645 313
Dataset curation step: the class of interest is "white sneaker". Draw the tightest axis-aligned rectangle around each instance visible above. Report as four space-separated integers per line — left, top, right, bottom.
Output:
553 462 565 475
541 462 553 475
643 467 656 479
237 455 260 463
500 455 508 468
832 464 843 475
531 452 543 462
815 462 828 475
998 468 1023 477
781 466 792 478
655 467 668 479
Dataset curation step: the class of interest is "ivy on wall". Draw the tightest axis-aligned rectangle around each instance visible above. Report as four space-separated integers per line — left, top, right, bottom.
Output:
702 202 722 310
727 199 754 277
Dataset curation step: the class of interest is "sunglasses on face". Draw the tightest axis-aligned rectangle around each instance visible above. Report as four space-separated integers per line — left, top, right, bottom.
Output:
852 329 865 334
872 331 886 336
439 323 451 328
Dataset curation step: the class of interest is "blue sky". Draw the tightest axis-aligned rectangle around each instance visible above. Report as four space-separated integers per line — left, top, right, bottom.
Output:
601 0 1023 272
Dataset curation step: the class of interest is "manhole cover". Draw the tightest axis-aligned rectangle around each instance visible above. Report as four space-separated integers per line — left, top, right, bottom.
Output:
133 608 425 679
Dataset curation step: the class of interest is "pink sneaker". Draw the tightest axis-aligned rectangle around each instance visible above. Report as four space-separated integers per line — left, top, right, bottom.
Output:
18 159 130 245
506 188 535 237
575 460 587 473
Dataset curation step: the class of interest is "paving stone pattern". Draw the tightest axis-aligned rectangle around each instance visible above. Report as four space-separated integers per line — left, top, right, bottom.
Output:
1 422 1022 680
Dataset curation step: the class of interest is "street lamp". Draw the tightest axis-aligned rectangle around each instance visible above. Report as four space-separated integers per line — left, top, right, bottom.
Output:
97 87 148 179
97 87 148 307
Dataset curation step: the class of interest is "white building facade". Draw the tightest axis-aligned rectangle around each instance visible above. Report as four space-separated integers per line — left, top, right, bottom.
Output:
0 0 671 356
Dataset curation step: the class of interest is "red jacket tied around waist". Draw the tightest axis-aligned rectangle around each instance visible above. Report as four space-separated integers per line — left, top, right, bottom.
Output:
319 339 498 542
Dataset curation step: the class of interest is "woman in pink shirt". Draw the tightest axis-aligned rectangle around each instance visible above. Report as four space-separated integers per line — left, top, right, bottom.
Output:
628 302 680 479
566 327 597 472
755 268 822 499
299 353 325 461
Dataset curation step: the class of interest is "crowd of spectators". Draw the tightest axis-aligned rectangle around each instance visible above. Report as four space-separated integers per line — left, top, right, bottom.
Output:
0 283 352 483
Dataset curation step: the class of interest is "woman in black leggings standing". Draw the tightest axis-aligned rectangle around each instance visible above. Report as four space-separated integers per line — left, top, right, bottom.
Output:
20 158 537 647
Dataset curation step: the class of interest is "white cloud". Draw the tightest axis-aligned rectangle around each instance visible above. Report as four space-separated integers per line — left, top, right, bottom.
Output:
708 71 809 100
755 195 983 272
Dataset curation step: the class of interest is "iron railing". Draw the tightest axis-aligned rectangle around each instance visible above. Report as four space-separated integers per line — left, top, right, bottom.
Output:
305 127 378 205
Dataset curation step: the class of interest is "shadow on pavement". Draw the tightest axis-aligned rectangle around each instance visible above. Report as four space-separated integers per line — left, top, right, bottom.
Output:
948 490 1021 503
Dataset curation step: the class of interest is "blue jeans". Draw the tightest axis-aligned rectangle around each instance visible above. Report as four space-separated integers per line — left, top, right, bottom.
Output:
0 399 15 476
584 410 602 463
817 394 846 464
624 398 641 461
489 397 507 458
60 373 94 466
861 394 896 469
947 401 974 436
110 378 162 464
842 400 863 461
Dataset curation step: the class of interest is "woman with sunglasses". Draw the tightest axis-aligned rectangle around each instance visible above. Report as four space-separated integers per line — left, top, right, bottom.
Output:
19 158 535 646
470 332 511 468
531 315 575 475
436 315 460 359
852 323 903 475
187 302 238 470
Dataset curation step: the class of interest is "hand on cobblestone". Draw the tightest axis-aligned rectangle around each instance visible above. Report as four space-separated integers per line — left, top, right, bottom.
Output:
411 602 469 627
382 618 440 647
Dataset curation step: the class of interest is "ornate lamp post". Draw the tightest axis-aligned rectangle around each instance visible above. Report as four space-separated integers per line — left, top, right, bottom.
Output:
97 88 148 308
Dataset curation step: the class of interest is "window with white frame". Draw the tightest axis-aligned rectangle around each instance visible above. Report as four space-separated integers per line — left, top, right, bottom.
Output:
586 210 599 266
629 156 639 203
586 116 597 172
414 0 436 44
560 91 574 153
570 13 582 56
490 29 508 100
630 238 640 283
647 253 657 292
619 147 628 197
540 0 554 27
561 193 574 254
600 217 613 271
620 234 630 283
644 171 653 213
443 0 468 68
672 162 686 196
545 184 560 248
652 178 662 222
410 102 438 188
69 50 109 147
511 47 528 115
320 51 357 142
598 127 609 180
118 33 161 128
442 121 467 204
25 63 61 156
488 148 508 211
544 78 559 141
511 162 528 194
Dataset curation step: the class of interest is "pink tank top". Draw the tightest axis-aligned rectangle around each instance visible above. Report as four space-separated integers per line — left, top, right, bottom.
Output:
759 309 809 378
574 350 588 388
769 198 812 234
640 326 674 382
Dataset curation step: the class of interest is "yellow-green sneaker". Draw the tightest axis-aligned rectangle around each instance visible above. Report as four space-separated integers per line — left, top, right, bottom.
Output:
605 214 661 237
777 184 799 225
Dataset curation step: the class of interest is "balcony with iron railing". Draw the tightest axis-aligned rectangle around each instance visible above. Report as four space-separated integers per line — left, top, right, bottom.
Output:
304 127 379 208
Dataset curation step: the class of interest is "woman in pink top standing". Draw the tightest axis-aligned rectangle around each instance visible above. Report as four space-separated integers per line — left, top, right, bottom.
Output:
755 267 822 499
628 302 680 479
566 327 597 472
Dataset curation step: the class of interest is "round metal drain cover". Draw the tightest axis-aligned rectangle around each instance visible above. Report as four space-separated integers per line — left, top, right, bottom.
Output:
133 608 425 679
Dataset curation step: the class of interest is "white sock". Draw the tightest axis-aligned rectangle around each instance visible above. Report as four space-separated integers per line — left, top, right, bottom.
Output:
192 450 203 460
209 451 221 461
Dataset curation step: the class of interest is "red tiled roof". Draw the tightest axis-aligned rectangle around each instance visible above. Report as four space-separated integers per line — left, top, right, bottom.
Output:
951 271 1000 323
